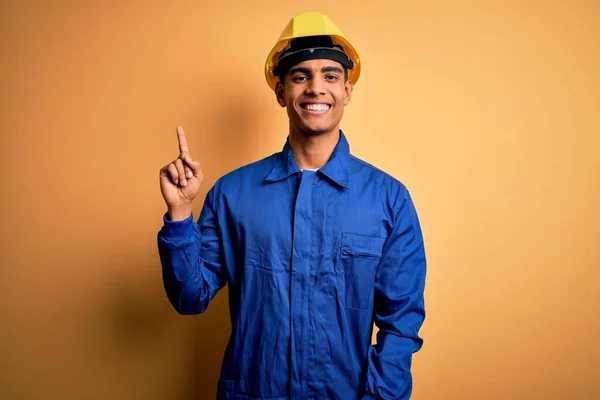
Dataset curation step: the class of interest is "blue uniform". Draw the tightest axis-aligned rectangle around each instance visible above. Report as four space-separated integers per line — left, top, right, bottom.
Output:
158 131 427 399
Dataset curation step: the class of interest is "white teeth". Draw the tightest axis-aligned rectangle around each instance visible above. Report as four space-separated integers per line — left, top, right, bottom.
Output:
305 104 330 111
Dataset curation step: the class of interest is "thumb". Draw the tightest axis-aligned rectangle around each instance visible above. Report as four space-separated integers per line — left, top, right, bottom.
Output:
183 155 202 177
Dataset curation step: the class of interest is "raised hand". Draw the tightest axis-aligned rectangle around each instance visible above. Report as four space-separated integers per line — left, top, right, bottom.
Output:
159 126 204 220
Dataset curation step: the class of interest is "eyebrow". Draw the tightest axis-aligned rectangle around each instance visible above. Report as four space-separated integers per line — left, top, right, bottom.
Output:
289 66 344 75
322 66 343 74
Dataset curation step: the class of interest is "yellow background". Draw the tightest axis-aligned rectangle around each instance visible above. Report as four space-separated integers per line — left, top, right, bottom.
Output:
1 1 598 399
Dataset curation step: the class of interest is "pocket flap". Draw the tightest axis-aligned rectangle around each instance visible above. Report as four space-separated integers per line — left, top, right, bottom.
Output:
341 232 385 257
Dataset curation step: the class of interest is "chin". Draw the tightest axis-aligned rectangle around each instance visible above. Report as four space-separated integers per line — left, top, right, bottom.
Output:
304 127 330 136
297 121 338 136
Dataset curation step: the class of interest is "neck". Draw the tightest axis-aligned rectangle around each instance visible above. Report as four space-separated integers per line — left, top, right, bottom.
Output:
288 127 340 170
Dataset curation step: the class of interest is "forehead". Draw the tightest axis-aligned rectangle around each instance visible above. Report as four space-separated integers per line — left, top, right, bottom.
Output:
289 58 344 72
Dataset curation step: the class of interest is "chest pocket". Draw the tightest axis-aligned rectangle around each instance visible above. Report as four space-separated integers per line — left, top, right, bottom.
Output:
339 232 386 311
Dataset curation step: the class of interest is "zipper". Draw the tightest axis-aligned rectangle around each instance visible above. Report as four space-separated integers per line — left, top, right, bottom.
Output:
342 248 380 258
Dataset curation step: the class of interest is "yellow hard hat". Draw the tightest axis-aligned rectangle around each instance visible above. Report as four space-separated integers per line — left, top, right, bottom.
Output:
264 12 361 91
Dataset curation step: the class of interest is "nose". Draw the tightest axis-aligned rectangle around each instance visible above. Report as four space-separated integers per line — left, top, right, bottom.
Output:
305 75 326 96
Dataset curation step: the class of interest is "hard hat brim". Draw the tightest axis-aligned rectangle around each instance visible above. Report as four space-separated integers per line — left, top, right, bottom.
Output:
265 35 361 91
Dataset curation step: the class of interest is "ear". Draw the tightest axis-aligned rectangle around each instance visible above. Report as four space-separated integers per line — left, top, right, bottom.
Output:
343 79 353 106
275 81 286 107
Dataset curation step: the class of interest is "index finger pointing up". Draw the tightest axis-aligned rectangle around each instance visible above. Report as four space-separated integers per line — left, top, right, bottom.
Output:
176 126 189 155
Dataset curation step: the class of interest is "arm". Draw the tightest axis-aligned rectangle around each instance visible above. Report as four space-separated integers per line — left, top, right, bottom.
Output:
157 126 225 315
157 187 227 315
362 188 427 399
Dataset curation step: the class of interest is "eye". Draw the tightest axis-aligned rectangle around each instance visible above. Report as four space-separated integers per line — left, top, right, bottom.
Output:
292 75 308 83
325 74 340 81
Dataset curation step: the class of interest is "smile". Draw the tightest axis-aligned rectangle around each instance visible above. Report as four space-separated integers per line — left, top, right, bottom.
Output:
301 103 331 114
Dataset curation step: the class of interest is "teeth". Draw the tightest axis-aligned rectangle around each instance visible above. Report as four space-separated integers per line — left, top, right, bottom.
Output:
305 104 330 111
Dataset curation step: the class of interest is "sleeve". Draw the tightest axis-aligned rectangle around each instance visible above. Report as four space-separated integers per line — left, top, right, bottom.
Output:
362 188 427 399
157 187 228 315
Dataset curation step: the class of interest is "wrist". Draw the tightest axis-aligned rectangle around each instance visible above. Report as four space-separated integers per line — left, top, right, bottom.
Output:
167 205 193 221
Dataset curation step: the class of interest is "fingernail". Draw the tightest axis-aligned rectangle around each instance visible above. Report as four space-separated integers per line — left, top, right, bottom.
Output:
186 171 193 178
182 179 187 186
174 179 179 184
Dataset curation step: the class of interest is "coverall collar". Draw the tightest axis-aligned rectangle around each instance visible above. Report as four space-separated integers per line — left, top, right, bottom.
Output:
265 130 351 188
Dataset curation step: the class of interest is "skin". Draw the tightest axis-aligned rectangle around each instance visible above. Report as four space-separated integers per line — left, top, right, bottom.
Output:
160 58 353 220
275 59 353 170
160 126 204 221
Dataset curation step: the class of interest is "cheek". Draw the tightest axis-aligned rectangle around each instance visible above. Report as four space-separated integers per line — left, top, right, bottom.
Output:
284 93 296 108
286 99 297 114
334 88 348 107
335 95 346 112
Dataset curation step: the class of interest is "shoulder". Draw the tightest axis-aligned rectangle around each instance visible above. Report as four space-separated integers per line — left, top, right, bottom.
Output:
347 154 417 224
211 153 279 194
348 154 409 197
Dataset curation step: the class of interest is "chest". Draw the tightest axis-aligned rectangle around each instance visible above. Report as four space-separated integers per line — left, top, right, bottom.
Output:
222 173 390 272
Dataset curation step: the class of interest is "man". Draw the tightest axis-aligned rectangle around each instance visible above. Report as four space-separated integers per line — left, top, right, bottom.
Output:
158 12 426 400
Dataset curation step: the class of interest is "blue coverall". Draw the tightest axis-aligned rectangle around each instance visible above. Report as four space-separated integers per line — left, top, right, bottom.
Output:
158 131 427 399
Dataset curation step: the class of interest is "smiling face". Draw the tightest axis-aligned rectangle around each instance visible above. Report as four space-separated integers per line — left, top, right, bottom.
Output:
276 59 353 138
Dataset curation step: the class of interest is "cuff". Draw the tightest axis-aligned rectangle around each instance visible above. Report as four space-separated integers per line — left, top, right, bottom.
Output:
161 212 194 240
